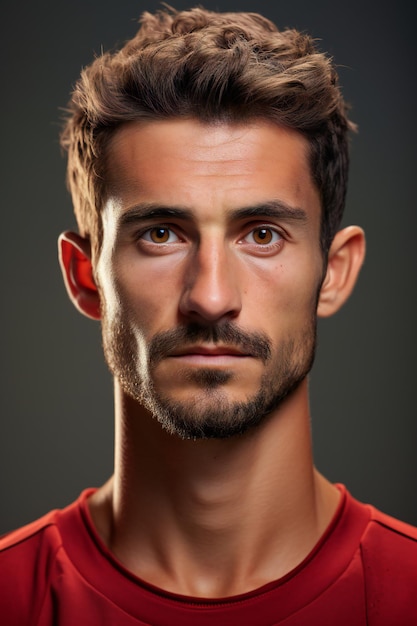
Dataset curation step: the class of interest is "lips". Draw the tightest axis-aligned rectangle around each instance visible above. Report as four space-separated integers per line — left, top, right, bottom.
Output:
147 323 272 367
170 345 250 358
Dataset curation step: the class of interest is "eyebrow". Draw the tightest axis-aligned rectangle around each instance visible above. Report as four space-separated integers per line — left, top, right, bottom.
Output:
229 201 308 223
118 199 308 228
119 204 192 228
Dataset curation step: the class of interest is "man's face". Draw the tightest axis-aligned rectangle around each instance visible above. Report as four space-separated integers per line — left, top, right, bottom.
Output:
95 119 324 439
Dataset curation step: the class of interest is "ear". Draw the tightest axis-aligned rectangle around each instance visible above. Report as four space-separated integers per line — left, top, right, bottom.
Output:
58 231 101 320
317 226 366 318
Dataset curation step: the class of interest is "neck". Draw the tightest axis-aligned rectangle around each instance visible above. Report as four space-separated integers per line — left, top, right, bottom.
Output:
89 378 339 598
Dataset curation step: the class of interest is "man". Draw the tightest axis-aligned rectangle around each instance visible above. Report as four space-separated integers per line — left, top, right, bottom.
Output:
1 6 416 624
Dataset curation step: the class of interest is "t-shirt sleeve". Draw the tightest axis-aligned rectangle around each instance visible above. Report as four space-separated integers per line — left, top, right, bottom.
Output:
361 510 417 625
0 516 62 625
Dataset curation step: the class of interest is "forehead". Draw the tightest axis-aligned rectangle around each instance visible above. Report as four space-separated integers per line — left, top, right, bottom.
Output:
104 118 320 224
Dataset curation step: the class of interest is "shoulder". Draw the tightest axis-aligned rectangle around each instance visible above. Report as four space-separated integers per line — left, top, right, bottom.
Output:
0 493 90 626
356 500 417 624
362 504 417 562
0 510 63 624
0 509 60 552
0 508 64 570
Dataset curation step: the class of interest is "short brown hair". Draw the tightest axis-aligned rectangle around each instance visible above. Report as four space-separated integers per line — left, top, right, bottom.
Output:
60 6 355 258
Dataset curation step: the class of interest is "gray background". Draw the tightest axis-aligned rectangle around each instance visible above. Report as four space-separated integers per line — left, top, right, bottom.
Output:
0 0 415 534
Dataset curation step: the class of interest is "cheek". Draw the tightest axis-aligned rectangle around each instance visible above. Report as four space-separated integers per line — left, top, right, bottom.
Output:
112 255 184 330
253 263 321 334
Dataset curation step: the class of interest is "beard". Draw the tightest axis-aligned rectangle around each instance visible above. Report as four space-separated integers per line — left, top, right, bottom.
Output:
102 315 317 441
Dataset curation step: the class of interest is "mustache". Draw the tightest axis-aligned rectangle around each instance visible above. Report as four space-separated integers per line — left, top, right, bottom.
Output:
148 322 272 366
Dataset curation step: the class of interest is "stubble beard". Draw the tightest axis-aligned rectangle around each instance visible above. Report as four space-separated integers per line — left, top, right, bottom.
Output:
102 314 317 441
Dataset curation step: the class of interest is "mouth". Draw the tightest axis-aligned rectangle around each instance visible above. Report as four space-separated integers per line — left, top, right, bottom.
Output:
168 344 251 364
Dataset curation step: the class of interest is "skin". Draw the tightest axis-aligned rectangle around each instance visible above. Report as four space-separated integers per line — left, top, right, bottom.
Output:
98 119 323 439
59 118 365 597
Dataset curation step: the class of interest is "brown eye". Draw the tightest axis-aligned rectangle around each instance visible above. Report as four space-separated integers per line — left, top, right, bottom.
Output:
150 227 170 243
141 227 180 244
252 227 274 244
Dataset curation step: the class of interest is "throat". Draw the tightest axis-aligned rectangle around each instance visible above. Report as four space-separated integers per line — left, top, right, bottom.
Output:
88 382 339 598
90 472 339 598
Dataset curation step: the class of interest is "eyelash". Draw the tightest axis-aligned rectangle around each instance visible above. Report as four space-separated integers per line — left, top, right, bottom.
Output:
136 224 284 252
241 226 283 247
139 226 181 244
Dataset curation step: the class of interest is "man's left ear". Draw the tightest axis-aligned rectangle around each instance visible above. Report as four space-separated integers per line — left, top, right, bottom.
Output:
317 226 366 318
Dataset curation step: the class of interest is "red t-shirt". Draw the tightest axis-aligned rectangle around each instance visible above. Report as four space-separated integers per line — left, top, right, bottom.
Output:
1 485 416 625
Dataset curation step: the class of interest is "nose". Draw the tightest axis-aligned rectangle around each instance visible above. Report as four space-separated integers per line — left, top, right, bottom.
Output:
179 237 242 323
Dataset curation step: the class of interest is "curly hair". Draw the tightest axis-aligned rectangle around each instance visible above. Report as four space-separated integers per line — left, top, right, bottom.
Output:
60 6 355 258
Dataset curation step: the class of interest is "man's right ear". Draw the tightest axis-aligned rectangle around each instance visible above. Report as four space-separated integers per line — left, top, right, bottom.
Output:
58 231 101 320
